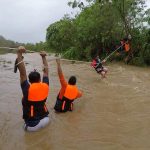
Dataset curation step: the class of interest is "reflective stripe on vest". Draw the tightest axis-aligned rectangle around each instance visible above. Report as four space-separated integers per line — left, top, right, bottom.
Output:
62 101 66 111
28 82 49 101
63 85 78 100
30 105 34 117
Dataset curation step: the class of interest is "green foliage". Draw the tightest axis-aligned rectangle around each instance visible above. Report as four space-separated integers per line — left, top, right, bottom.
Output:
145 8 150 25
68 0 84 9
46 16 76 53
63 47 78 59
46 0 150 66
0 35 48 53
130 56 145 66
141 30 150 65
0 35 19 48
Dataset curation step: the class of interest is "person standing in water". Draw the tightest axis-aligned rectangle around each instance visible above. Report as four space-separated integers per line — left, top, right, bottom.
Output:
16 46 50 132
54 58 83 112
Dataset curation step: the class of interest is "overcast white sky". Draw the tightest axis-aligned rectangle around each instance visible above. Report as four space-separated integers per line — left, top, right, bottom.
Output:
0 0 150 43
0 0 76 43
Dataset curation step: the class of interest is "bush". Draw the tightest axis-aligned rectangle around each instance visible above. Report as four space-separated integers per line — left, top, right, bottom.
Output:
130 56 145 66
62 47 78 59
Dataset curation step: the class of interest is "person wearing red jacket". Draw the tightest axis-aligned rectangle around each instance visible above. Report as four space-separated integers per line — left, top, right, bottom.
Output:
91 55 108 78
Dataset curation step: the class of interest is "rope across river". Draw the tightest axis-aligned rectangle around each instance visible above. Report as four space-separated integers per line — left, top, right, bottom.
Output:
0 44 125 64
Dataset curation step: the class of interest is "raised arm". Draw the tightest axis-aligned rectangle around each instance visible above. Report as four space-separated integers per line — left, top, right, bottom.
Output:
56 58 63 75
40 51 49 77
56 58 67 87
16 46 27 84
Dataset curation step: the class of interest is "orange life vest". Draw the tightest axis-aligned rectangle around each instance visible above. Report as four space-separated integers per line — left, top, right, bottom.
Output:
23 82 49 120
54 84 79 112
63 84 78 100
28 82 49 101
125 43 130 52
61 85 78 112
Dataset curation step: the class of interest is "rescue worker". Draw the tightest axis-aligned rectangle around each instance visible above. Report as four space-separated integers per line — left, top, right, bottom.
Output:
54 59 82 112
121 37 132 62
122 38 130 52
91 55 108 78
16 46 50 132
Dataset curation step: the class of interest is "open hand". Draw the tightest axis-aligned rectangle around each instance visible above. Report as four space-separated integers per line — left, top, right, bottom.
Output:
17 46 26 53
40 51 47 57
56 58 60 64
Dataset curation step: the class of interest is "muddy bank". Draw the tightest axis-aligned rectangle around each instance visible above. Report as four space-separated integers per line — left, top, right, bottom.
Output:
0 53 150 150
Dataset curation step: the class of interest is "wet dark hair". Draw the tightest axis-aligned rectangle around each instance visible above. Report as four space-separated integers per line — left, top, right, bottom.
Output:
123 37 128 42
28 71 41 83
68 76 76 85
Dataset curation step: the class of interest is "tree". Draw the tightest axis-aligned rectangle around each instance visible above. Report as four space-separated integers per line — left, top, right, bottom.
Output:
46 16 76 54
45 0 150 65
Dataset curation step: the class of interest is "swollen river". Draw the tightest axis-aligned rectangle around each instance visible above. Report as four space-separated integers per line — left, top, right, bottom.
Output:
0 53 150 150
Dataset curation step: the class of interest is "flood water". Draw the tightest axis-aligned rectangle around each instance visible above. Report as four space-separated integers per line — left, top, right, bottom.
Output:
0 53 150 150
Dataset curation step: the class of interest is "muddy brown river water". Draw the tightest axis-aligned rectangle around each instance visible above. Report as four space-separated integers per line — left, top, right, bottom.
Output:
0 53 150 150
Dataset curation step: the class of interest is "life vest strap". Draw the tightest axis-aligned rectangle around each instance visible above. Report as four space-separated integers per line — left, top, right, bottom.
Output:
44 105 48 112
62 101 66 111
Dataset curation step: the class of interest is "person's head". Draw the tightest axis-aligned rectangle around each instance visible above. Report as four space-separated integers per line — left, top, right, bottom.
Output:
28 70 41 83
68 76 76 85
96 55 99 59
123 37 128 42
94 55 100 61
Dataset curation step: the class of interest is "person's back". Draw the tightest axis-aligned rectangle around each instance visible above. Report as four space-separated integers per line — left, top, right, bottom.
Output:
16 47 50 132
22 71 49 128
54 59 82 112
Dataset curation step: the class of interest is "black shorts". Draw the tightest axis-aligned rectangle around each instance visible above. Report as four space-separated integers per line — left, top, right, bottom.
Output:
54 96 74 112
95 67 104 73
